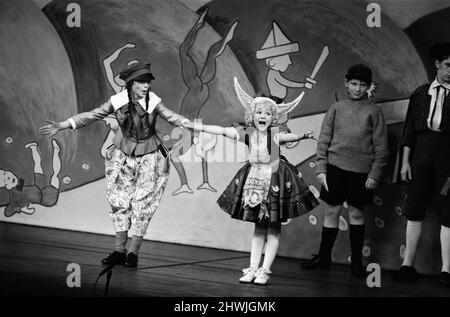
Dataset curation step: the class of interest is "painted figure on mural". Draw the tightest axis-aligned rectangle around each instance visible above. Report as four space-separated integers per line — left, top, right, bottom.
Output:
171 8 239 195
392 43 450 287
256 22 322 124
0 139 61 217
39 62 192 268
301 64 389 277
185 77 319 285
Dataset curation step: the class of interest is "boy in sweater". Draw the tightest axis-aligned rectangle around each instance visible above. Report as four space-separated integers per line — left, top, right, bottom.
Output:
301 64 389 276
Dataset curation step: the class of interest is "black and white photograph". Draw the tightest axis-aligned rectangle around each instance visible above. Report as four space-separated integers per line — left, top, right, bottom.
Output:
1 0 450 305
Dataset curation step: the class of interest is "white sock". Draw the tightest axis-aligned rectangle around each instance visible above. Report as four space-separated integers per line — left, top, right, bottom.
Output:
441 225 450 272
402 220 422 267
250 226 266 269
261 228 280 271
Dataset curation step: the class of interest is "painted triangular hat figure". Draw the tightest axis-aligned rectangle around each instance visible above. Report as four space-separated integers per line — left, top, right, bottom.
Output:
256 21 328 124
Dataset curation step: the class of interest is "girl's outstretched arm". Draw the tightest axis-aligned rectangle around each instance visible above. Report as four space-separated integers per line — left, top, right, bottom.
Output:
276 131 314 144
184 121 239 140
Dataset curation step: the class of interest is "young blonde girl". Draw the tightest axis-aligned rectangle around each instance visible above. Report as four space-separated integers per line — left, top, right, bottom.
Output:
186 78 319 285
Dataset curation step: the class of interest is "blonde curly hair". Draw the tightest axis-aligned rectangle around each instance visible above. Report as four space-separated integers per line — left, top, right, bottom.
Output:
244 98 278 127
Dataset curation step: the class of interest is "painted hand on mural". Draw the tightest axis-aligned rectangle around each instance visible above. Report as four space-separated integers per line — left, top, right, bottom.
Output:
316 173 329 192
103 42 138 93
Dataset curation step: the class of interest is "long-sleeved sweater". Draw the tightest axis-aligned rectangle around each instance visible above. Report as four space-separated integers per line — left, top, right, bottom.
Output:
315 96 389 181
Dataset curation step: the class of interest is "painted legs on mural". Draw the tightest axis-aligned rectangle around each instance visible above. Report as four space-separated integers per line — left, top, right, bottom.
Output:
104 148 169 267
196 156 217 192
25 142 43 175
171 9 238 195
25 139 61 189
239 222 281 285
24 139 61 210
49 139 61 189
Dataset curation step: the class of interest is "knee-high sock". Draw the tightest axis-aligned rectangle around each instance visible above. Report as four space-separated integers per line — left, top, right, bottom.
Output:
115 231 128 253
349 224 365 264
129 236 143 255
250 227 266 268
402 220 422 267
262 228 280 271
318 227 339 262
441 225 450 273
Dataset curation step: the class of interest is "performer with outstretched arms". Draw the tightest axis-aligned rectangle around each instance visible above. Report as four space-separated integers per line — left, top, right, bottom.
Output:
185 77 319 285
39 62 191 268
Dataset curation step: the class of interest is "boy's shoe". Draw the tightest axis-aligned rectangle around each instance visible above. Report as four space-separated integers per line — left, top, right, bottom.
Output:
254 267 271 285
350 260 367 277
391 265 419 282
239 267 258 283
437 271 450 288
101 251 127 265
124 252 138 268
301 254 331 271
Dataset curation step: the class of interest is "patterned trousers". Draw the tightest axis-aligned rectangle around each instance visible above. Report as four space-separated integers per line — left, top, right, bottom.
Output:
105 147 170 236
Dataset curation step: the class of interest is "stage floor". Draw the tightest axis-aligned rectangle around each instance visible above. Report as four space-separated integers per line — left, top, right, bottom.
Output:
0 222 449 297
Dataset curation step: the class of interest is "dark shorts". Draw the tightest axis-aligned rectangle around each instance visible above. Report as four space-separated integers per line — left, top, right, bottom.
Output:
405 130 450 227
319 164 373 210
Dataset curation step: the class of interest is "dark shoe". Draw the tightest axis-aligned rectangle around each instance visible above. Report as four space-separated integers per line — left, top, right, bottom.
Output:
124 252 138 268
301 254 331 271
350 260 367 277
101 251 126 265
391 265 419 282
437 271 450 288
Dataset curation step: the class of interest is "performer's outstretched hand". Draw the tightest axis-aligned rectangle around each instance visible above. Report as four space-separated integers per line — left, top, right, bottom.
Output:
39 120 62 137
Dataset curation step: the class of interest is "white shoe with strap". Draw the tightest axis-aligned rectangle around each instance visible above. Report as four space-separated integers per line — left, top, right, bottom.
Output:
254 267 271 285
239 267 258 283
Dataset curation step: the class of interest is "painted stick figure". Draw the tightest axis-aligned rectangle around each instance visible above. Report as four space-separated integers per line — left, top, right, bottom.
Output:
257 22 317 101
1 139 61 217
171 8 239 195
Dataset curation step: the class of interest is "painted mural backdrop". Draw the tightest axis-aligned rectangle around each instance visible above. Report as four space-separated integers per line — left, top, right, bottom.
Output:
1 0 449 275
